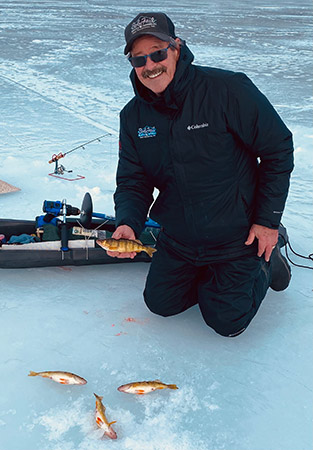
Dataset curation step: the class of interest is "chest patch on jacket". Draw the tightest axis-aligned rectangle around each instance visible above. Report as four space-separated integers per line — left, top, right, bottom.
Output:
138 126 157 139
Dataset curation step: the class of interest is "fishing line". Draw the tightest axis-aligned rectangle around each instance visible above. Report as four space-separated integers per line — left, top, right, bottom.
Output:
0 72 118 136
0 123 38 152
149 230 158 241
75 219 110 260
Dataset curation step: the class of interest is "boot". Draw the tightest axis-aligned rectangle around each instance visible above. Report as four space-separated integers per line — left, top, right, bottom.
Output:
277 223 288 248
270 224 291 291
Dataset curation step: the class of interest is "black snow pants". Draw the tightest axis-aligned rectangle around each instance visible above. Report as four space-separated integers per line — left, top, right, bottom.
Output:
143 231 271 337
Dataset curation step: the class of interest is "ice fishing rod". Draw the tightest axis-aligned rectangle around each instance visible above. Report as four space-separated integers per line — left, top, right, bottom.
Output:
48 133 112 164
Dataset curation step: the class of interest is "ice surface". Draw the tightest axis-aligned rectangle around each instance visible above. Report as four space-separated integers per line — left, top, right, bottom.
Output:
0 1 312 450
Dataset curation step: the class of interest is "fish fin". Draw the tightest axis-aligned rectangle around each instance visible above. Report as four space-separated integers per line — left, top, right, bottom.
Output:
136 389 146 394
96 417 104 426
154 379 161 382
146 247 157 257
96 240 108 250
134 239 143 244
108 421 117 426
28 370 38 377
168 384 179 390
59 378 69 384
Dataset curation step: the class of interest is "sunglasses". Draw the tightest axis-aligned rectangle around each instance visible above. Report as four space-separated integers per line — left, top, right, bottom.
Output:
128 43 173 68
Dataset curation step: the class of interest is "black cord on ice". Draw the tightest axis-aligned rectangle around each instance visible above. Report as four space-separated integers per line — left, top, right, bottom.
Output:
280 235 313 270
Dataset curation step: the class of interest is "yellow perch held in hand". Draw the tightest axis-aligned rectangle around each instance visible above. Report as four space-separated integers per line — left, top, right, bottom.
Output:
117 380 178 395
96 238 157 257
94 393 117 440
28 370 87 385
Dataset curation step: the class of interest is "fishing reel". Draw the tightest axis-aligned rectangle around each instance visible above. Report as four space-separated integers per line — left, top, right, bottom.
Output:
49 153 73 176
48 152 84 181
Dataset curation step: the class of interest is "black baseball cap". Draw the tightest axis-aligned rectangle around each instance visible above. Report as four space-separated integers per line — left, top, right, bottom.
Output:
124 12 176 55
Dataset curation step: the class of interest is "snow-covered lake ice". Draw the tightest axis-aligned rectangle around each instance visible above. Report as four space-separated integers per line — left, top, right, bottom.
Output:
0 1 312 449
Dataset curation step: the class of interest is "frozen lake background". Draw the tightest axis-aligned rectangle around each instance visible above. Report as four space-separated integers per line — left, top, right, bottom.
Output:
0 1 312 450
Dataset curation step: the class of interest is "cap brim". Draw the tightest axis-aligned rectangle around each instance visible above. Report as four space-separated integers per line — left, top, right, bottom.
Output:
124 32 172 55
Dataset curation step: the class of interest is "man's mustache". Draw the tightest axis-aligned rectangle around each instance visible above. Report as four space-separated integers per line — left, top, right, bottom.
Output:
142 66 167 79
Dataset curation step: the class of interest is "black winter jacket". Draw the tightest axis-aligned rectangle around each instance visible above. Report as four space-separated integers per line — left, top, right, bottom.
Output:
114 44 294 260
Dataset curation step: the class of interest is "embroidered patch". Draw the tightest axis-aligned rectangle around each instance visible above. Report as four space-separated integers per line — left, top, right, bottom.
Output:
131 16 157 35
138 126 157 139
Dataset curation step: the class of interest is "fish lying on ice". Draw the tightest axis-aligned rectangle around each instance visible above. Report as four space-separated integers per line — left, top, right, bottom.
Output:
117 380 178 395
94 393 117 440
28 370 87 385
96 238 157 257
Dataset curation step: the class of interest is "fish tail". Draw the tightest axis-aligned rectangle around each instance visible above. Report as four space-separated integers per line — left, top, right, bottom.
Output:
94 393 103 401
28 371 38 377
167 384 178 390
145 247 157 257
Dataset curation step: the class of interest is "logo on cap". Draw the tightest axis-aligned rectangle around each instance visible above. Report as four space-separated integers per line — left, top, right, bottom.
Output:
131 16 157 35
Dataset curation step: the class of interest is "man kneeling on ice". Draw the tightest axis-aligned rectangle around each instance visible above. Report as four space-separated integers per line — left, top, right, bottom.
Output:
106 12 294 337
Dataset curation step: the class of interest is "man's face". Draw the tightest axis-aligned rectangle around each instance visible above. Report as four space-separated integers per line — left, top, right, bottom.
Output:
130 36 180 95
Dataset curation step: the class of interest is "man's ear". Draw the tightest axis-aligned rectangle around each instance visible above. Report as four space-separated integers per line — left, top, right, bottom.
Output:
174 38 181 60
175 37 182 46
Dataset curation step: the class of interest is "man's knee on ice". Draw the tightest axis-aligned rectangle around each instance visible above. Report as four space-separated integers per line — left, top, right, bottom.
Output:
203 317 247 338
143 293 174 317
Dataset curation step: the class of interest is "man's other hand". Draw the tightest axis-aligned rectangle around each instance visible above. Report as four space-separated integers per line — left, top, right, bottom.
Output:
245 224 278 262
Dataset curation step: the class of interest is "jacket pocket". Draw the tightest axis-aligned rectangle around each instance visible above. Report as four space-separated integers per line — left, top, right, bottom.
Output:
239 191 253 223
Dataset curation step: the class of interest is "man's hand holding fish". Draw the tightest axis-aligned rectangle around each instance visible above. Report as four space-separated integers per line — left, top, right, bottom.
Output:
106 224 137 259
